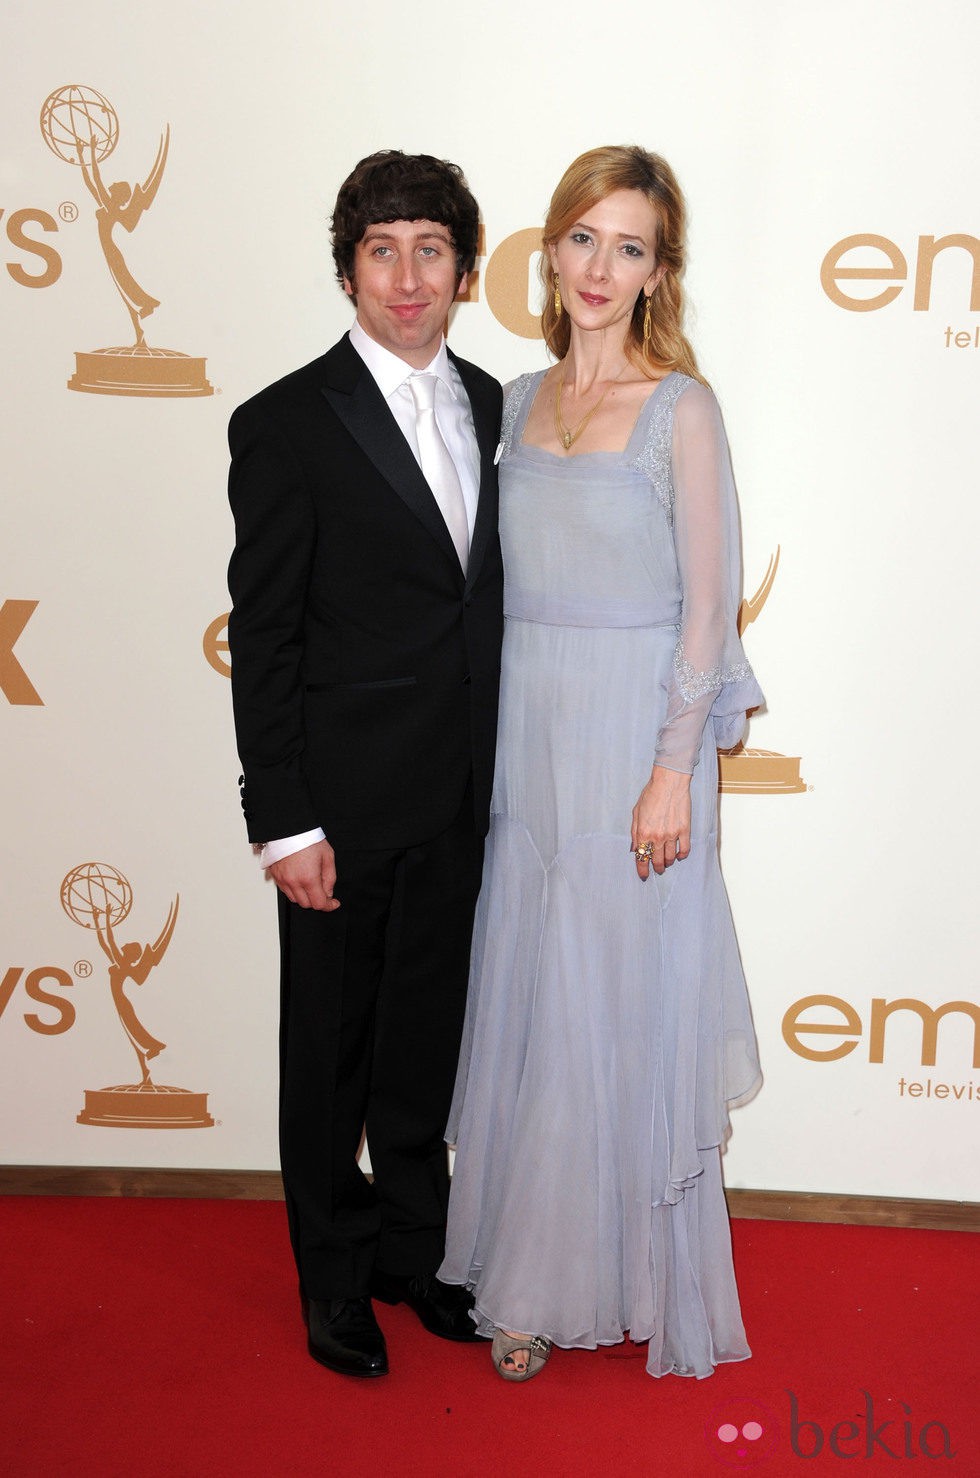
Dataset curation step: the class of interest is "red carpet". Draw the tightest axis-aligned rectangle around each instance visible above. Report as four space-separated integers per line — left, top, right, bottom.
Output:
0 1197 975 1475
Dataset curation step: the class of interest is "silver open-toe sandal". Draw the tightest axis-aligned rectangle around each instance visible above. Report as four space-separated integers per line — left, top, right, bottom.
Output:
491 1329 552 1382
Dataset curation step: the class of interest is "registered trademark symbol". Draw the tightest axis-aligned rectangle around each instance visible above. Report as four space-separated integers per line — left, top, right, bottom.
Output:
58 201 79 223
74 959 92 977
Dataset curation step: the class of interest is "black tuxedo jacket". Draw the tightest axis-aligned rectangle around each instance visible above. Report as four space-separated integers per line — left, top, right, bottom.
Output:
228 334 504 852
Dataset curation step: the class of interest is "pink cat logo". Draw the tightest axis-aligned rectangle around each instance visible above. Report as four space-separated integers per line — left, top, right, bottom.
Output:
705 1400 780 1468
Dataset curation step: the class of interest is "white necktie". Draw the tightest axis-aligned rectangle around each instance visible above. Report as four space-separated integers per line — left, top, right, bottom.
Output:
408 373 469 574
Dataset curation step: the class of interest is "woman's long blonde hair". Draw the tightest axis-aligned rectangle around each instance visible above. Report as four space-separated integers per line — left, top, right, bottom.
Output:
541 145 704 383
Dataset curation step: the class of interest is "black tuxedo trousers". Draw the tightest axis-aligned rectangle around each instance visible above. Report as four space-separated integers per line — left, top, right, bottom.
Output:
278 788 484 1296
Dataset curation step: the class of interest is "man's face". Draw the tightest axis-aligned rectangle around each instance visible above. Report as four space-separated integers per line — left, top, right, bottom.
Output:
344 219 467 369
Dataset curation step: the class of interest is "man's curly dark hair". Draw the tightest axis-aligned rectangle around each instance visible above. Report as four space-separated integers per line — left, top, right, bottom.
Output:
331 150 480 293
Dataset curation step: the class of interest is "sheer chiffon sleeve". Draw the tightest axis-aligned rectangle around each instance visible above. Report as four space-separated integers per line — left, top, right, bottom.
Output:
653 381 764 774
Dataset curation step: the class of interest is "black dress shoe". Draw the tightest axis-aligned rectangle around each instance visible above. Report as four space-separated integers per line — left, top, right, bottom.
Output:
306 1296 389 1377
371 1271 482 1343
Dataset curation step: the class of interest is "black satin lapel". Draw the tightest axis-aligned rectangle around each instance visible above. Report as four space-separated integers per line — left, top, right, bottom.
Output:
320 369 461 572
454 360 501 592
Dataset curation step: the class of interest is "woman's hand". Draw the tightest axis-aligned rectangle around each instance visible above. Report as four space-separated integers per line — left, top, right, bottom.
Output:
631 765 692 878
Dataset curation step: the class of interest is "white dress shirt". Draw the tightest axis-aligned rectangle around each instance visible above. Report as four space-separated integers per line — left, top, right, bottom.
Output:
257 320 481 870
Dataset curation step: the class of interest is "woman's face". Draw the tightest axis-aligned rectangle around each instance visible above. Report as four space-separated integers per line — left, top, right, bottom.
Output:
548 188 664 339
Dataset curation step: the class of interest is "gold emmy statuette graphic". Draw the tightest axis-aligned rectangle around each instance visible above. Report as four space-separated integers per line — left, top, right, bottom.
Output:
39 84 213 397
718 547 807 794
60 862 214 1128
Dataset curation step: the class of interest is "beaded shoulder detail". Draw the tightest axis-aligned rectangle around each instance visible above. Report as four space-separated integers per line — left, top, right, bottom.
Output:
629 373 694 518
498 373 538 460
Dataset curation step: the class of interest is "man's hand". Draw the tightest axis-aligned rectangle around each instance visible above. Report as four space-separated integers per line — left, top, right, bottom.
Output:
267 840 340 911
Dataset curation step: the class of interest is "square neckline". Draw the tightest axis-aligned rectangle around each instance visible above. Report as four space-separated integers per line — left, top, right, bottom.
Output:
515 369 679 462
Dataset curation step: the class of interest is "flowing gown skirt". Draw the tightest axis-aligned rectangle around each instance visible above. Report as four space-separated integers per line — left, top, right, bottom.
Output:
441 615 761 1378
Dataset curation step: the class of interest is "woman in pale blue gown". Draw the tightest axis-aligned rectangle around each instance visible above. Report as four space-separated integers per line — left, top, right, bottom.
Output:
440 147 764 1382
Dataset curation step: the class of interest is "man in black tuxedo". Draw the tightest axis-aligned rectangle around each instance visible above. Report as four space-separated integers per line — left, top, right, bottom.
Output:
227 152 503 1377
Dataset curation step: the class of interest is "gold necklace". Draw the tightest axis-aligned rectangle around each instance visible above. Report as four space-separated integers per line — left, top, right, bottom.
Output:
553 365 627 451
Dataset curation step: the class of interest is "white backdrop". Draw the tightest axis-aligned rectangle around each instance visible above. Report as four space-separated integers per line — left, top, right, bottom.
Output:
2 0 977 1202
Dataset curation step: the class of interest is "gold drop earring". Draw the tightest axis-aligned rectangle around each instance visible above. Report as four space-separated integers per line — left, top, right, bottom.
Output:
554 272 562 318
642 293 652 344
